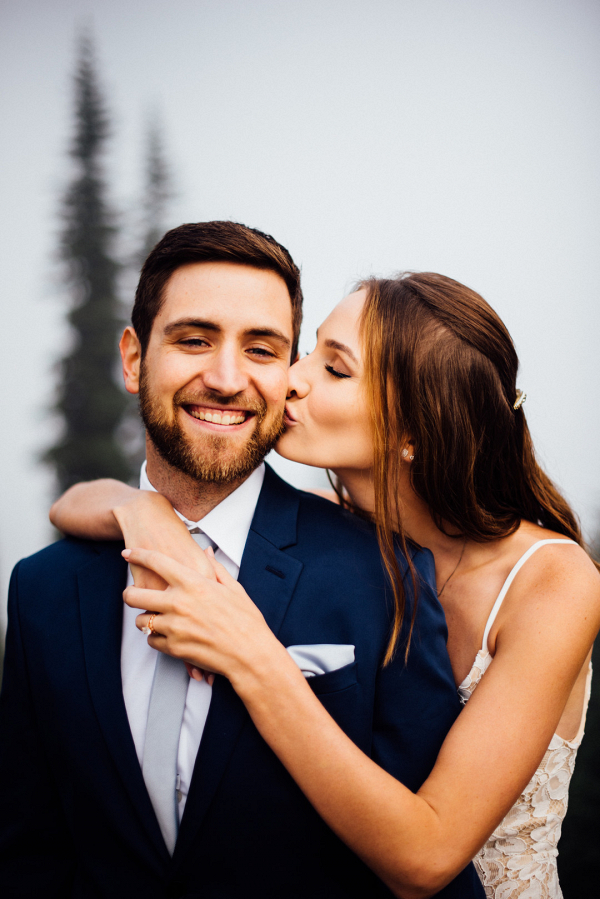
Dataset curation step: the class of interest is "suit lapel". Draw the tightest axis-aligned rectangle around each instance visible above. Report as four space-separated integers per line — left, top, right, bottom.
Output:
78 542 169 861
174 466 304 862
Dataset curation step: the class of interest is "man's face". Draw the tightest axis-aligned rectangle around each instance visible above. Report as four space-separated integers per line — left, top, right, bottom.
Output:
129 262 294 484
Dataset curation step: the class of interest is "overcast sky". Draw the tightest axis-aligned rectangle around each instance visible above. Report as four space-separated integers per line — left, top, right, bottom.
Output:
1 0 599 626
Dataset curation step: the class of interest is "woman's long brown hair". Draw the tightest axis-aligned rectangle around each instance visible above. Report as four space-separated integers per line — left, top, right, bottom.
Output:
359 272 592 665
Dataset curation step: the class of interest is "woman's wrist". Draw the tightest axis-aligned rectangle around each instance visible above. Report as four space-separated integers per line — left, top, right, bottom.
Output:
114 489 166 526
228 634 308 709
113 491 182 547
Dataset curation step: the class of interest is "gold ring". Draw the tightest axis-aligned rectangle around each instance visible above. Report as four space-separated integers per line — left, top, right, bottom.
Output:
142 613 158 637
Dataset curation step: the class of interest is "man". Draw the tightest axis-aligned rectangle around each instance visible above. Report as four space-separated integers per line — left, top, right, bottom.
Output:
0 222 483 898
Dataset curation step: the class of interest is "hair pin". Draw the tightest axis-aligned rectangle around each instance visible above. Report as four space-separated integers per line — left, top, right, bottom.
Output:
513 389 526 411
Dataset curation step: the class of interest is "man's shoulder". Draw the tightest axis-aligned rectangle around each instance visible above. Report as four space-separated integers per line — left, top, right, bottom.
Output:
294 484 434 571
296 488 375 541
263 464 376 540
262 465 436 579
13 536 125 585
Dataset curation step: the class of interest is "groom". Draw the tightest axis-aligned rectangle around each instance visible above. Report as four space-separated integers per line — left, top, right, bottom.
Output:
0 222 483 898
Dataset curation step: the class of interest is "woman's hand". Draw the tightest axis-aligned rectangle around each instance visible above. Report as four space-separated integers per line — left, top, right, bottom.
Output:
49 481 208 592
121 546 283 688
115 492 212 591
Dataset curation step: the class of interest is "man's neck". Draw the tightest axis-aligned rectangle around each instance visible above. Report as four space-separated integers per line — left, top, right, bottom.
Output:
145 442 250 521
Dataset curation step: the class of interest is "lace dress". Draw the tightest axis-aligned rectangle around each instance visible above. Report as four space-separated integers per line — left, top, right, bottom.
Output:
457 539 593 899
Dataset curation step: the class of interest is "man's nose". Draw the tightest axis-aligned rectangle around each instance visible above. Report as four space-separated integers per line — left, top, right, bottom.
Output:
202 346 250 396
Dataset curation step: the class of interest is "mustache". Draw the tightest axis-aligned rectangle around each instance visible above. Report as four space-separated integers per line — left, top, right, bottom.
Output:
173 388 267 417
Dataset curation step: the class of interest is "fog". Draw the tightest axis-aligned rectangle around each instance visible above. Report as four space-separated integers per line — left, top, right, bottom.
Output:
1 0 599 625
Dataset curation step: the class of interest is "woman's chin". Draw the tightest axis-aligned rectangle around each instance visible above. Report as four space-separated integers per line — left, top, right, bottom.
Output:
274 443 289 459
274 443 309 464
274 436 318 468
274 433 297 461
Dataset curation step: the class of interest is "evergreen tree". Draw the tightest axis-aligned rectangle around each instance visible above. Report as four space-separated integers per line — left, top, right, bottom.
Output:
139 118 172 262
118 118 174 474
45 35 132 492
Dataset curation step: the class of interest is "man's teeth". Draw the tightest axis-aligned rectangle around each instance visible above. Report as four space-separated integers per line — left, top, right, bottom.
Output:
189 409 247 425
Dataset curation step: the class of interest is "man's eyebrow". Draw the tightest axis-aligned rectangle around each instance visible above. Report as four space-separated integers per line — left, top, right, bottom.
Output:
246 327 291 349
322 336 359 364
163 319 220 336
163 318 291 349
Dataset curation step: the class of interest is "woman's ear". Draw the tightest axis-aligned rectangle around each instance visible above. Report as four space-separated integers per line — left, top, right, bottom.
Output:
401 440 416 462
120 327 142 395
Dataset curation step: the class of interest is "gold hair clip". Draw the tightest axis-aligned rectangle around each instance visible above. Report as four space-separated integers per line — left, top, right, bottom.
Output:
513 389 526 411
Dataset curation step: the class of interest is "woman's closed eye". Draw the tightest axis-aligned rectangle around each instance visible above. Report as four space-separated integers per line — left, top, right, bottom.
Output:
325 363 351 380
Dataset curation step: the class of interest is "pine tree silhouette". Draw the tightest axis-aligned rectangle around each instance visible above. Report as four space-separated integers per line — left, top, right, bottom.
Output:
118 117 175 473
139 118 173 262
45 34 132 492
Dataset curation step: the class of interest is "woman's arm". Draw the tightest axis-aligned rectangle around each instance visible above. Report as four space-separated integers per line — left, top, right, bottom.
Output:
121 544 600 899
50 479 138 539
50 479 214 588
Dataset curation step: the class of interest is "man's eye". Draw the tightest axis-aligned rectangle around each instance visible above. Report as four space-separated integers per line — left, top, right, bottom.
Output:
180 337 208 347
324 363 350 380
248 347 276 358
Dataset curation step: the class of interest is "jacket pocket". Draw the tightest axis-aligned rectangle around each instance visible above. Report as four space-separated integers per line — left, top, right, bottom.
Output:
307 661 358 695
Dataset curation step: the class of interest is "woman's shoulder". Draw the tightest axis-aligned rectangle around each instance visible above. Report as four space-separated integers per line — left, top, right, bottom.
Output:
491 522 600 641
510 521 599 586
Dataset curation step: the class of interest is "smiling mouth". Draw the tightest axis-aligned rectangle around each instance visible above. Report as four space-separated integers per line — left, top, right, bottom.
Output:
184 404 254 427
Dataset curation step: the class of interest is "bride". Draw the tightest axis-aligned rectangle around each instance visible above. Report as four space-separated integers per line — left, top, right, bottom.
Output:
52 271 600 898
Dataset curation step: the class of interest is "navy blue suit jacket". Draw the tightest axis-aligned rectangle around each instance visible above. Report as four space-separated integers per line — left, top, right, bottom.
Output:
0 465 484 898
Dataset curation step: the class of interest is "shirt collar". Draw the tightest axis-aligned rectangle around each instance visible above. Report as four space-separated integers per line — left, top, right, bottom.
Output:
139 461 265 570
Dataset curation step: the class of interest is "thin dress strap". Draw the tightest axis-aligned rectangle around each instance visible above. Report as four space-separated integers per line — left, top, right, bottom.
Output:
480 539 578 653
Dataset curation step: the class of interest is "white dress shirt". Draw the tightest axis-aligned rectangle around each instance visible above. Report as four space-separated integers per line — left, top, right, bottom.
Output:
121 462 265 820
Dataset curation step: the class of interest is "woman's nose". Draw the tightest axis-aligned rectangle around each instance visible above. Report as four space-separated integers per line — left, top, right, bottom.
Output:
286 355 311 399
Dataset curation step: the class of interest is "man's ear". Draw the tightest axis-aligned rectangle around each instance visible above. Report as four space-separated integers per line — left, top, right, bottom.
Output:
120 327 142 395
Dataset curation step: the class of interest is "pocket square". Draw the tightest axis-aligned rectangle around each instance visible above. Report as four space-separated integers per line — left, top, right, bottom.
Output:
286 644 356 677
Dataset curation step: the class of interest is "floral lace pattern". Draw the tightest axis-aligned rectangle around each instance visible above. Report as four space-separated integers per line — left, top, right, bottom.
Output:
458 650 592 899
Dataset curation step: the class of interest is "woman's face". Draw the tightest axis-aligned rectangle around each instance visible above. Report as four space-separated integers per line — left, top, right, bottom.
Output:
277 289 374 476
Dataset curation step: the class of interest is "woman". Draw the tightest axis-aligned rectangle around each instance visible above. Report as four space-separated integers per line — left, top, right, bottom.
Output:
51 272 600 898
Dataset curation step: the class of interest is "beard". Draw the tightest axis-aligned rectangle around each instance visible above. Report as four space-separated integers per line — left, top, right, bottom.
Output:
138 364 285 485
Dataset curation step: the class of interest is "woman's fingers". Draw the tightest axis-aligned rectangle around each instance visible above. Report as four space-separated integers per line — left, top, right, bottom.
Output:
129 562 168 591
123 544 271 680
185 661 198 679
168 540 216 580
137 615 217 684
136 611 167 635
123 583 170 611
185 661 216 686
116 492 218 581
122 547 194 587
205 547 240 588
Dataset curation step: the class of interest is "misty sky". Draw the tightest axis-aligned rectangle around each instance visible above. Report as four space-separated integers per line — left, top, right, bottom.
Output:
1 0 599 625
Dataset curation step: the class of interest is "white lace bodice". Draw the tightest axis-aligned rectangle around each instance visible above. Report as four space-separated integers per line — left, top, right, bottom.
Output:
457 539 592 899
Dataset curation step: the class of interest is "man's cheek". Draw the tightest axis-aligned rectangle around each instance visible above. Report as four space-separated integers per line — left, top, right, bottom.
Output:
269 370 290 406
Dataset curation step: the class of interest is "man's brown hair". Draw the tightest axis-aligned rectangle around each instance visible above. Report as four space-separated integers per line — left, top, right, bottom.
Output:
132 221 303 358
